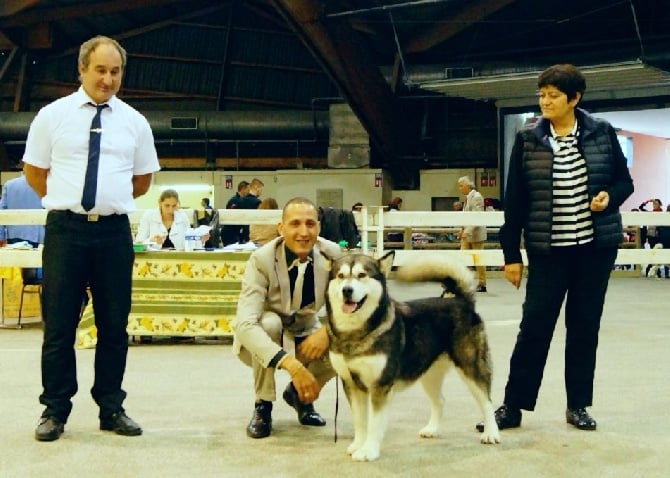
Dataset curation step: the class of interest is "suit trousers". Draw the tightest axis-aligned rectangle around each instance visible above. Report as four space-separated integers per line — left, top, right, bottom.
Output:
461 239 487 286
237 311 336 402
39 211 134 422
503 244 617 411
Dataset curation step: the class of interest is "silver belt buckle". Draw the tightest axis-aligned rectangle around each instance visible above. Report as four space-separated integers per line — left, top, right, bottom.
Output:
87 214 99 222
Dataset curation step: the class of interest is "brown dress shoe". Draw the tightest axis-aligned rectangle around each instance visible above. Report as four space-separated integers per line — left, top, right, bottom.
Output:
100 411 143 436
247 400 272 438
283 382 326 426
35 416 65 442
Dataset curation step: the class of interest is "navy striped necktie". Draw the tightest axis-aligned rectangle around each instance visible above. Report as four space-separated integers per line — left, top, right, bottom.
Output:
81 103 108 212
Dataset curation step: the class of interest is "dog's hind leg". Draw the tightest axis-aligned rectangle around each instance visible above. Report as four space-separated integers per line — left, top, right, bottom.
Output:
351 387 393 462
456 369 500 444
418 357 451 437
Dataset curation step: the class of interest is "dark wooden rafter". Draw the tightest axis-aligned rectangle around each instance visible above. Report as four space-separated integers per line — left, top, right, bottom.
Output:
217 0 237 111
270 0 417 185
0 0 42 18
404 0 518 53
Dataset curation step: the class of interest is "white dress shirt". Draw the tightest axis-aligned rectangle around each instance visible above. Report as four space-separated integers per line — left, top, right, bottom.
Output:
22 87 160 215
135 208 191 250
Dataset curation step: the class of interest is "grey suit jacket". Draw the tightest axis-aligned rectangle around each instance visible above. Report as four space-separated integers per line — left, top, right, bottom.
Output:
232 236 342 367
463 189 488 243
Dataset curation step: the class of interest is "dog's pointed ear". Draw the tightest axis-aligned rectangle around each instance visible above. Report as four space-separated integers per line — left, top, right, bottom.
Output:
378 251 395 278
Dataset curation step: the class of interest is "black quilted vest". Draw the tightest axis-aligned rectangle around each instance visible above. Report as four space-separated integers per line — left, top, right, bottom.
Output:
518 112 625 254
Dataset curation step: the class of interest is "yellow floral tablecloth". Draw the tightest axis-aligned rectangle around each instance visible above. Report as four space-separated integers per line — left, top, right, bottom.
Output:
1 266 41 320
76 251 250 348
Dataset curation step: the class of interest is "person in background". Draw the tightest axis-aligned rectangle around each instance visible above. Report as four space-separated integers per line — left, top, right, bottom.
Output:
135 189 198 250
22 35 161 441
639 198 663 277
452 200 463 212
457 176 488 292
0 169 45 248
249 197 279 246
197 197 214 226
386 197 403 243
237 178 264 243
388 196 402 211
481 64 633 434
221 180 249 246
233 197 342 439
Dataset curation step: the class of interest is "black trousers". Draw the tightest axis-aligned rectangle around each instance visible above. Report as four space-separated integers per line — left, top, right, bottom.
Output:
503 244 617 411
40 211 134 422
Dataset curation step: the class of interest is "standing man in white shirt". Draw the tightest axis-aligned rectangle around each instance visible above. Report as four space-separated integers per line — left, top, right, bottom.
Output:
457 176 488 292
23 35 160 442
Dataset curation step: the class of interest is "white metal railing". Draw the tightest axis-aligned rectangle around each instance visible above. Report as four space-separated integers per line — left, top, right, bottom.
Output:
2 208 670 268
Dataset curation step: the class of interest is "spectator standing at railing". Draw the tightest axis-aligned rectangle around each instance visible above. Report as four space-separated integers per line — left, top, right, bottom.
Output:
0 169 45 248
639 199 663 277
456 176 487 292
221 180 249 246
483 64 633 434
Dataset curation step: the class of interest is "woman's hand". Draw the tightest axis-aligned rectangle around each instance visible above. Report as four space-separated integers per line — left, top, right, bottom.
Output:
590 191 609 212
151 234 166 245
504 263 524 289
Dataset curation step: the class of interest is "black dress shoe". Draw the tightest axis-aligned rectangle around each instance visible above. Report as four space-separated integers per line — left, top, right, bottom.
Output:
566 408 597 430
283 382 326 426
476 285 487 293
476 404 522 432
100 411 143 436
247 400 272 439
35 416 64 442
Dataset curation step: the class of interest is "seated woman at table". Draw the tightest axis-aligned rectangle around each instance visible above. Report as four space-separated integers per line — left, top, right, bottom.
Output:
249 197 279 246
135 189 194 250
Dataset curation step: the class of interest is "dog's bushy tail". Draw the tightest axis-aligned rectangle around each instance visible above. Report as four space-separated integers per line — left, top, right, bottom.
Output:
394 258 477 303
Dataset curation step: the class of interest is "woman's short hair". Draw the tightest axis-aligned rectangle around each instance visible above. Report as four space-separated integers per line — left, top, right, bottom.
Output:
537 64 586 103
159 189 179 202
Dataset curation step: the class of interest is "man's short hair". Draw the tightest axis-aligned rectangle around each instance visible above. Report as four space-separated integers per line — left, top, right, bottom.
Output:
237 180 249 192
282 197 317 220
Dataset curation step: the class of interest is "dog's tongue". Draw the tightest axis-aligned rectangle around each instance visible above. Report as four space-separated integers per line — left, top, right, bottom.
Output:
341 302 358 313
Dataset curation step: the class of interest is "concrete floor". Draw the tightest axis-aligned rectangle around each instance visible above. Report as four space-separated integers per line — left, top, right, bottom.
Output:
1 277 669 478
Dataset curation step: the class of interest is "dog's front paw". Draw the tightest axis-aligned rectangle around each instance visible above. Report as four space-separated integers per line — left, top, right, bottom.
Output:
419 424 439 438
351 443 381 462
346 439 364 455
480 430 501 444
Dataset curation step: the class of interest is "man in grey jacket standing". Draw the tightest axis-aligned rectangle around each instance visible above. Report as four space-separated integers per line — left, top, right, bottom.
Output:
457 176 488 292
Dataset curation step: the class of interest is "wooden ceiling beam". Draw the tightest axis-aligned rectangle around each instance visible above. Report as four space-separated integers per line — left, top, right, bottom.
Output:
0 0 42 18
271 0 417 187
404 0 517 54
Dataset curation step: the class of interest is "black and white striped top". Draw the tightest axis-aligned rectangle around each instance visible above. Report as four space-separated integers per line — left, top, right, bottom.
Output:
549 121 594 247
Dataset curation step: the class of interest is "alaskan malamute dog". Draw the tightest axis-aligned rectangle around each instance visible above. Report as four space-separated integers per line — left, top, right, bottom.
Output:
325 251 500 462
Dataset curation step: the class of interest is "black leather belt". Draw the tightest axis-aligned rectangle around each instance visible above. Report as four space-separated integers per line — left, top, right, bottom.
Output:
50 210 127 223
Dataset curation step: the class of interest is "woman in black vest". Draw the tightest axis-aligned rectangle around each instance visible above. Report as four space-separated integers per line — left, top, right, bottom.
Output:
480 64 634 433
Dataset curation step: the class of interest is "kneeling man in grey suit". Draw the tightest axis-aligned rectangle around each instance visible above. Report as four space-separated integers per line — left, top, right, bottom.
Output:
233 197 342 438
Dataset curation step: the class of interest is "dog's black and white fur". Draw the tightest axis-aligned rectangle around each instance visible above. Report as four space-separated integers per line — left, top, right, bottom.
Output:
325 251 500 462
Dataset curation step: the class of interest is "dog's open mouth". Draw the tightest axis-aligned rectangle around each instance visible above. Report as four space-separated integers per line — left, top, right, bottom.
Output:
341 296 366 314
